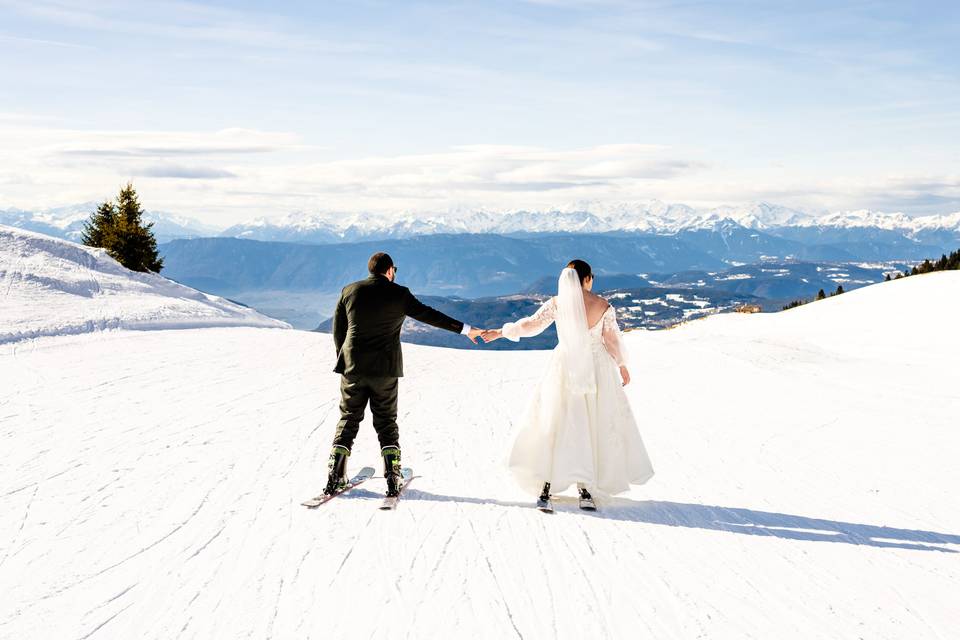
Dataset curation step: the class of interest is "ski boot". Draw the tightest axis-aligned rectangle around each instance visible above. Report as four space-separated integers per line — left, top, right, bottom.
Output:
537 482 553 512
578 485 596 511
382 446 403 498
322 445 350 495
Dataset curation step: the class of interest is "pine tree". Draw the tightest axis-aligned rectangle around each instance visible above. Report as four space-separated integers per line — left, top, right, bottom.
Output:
80 182 163 272
816 288 826 300
884 273 891 282
911 258 934 276
81 200 118 248
835 285 844 295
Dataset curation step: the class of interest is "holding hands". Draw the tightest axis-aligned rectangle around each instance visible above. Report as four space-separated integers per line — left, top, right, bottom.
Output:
465 327 503 344
481 329 502 342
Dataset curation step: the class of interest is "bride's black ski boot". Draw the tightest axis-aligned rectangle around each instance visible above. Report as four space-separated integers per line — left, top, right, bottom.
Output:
322 445 350 496
537 482 553 513
382 446 403 498
578 485 597 511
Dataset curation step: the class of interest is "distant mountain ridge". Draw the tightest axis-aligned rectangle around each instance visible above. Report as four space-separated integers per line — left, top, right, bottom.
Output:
160 231 909 333
7 200 960 247
159 233 728 300
220 201 960 244
0 203 218 244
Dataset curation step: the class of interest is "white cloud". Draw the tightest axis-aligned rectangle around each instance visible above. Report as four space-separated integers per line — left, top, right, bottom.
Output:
1 122 957 221
134 165 238 180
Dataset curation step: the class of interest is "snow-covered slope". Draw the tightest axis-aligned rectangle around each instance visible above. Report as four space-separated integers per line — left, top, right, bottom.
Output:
1 272 957 638
0 225 289 343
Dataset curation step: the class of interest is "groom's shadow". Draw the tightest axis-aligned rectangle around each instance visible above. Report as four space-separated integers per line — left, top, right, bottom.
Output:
381 489 959 553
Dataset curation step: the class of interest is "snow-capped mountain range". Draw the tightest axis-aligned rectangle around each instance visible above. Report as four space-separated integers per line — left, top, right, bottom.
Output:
0 202 219 244
5 200 960 245
222 201 960 243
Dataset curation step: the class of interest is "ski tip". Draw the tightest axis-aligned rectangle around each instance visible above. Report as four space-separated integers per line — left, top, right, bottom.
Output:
536 499 554 513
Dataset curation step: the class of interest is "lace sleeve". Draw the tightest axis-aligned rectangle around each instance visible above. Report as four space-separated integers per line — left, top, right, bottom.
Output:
502 298 556 342
601 305 628 366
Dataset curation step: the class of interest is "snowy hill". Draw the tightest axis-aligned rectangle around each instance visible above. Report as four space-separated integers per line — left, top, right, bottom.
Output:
1 269 957 638
0 225 289 343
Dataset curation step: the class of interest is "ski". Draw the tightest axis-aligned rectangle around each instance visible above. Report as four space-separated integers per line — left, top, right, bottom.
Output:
379 467 414 510
536 496 554 513
301 466 375 508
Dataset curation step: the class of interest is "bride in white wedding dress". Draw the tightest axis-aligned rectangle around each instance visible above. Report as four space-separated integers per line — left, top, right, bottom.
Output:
482 260 654 508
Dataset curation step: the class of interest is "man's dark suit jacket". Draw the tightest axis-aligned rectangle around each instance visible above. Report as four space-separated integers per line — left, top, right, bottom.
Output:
333 274 464 377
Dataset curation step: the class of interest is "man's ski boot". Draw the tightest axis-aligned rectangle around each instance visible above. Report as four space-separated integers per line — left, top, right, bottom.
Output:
537 482 553 512
382 446 403 498
322 445 350 495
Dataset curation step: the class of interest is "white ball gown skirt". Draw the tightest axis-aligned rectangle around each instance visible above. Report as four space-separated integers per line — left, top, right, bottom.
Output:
507 342 655 499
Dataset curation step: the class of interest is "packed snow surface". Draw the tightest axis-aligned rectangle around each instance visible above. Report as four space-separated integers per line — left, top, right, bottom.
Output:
1 272 958 639
0 224 288 343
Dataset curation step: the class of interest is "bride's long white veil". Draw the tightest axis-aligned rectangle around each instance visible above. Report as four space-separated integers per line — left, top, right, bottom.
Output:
555 267 596 394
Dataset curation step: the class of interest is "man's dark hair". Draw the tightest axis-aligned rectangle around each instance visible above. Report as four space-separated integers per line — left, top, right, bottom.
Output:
368 252 394 275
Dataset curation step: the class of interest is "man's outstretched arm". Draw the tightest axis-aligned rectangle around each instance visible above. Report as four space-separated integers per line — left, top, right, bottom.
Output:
403 289 484 343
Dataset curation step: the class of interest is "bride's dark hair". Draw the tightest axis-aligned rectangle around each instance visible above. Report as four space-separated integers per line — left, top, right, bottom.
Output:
566 259 592 285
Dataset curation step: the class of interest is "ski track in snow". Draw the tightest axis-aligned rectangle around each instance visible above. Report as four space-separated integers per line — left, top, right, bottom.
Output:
2 273 960 639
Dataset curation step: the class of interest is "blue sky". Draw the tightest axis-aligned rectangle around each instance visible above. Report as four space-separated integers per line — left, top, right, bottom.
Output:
1 0 958 224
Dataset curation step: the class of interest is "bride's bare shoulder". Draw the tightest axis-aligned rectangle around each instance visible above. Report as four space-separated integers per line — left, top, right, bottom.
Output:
584 291 610 309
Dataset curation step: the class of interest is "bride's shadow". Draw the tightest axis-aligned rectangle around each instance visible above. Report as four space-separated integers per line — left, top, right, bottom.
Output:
361 488 958 553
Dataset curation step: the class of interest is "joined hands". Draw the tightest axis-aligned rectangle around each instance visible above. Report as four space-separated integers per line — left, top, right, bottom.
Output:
465 328 503 344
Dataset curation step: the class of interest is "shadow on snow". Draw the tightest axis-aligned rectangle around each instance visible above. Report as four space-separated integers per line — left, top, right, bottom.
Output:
341 487 959 553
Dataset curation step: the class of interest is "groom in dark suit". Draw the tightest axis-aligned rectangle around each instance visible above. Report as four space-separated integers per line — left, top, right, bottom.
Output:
324 252 483 497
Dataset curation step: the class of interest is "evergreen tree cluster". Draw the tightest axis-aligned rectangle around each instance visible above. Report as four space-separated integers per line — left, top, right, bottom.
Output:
909 249 960 276
782 299 806 311
81 183 164 273
781 284 845 311
890 248 960 281
783 247 960 312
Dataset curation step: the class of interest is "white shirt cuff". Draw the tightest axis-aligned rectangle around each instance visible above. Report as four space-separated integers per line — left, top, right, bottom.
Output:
460 323 471 335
